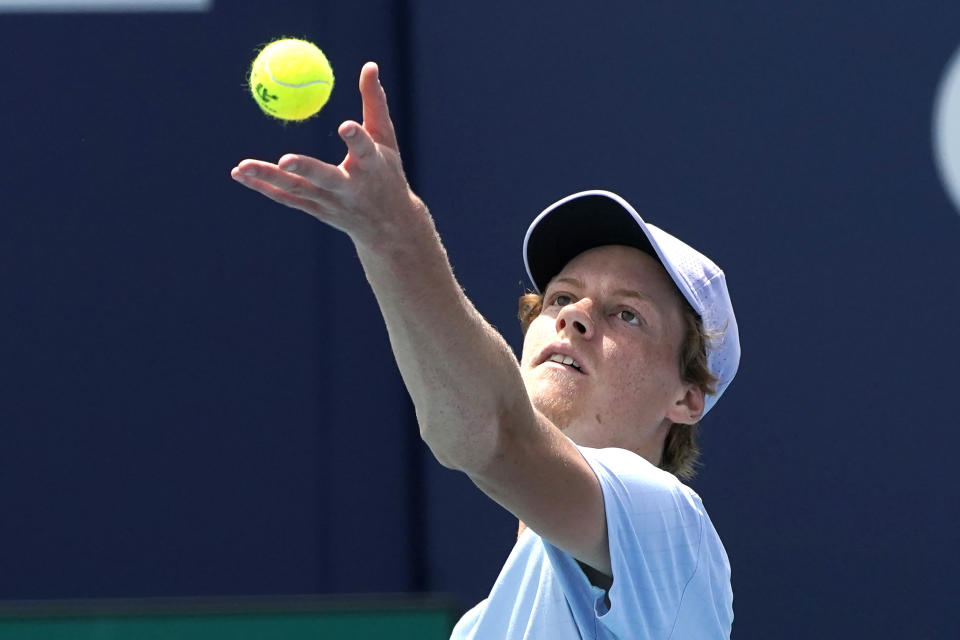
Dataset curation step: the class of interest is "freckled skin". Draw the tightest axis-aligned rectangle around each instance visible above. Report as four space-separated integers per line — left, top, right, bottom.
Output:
519 245 691 462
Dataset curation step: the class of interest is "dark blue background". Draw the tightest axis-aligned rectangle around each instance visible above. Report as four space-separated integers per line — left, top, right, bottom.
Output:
1 2 958 637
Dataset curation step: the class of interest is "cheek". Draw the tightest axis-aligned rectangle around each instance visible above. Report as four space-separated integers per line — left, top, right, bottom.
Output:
600 339 679 397
519 316 551 367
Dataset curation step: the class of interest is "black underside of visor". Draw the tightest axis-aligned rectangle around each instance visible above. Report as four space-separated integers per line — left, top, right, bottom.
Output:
526 195 657 293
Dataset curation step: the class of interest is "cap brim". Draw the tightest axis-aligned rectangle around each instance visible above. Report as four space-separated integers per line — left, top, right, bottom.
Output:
524 191 657 294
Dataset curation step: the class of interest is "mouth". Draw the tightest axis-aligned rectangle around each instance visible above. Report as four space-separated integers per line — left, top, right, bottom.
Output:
544 352 584 373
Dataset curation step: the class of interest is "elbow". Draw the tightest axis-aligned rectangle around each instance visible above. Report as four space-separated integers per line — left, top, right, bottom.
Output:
418 416 503 474
423 440 463 471
418 397 529 474
420 425 501 474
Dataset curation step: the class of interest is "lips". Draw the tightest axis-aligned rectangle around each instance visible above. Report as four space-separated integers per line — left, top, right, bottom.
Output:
546 353 582 371
537 344 587 374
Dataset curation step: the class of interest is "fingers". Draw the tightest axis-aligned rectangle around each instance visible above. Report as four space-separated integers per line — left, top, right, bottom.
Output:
234 155 345 190
231 167 321 214
338 120 381 170
359 62 400 151
277 153 346 190
231 159 340 219
232 159 322 194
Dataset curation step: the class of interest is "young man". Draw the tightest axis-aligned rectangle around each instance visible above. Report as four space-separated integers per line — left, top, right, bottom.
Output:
232 62 740 639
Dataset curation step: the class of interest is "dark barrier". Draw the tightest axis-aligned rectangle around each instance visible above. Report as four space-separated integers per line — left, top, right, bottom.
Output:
0 595 457 639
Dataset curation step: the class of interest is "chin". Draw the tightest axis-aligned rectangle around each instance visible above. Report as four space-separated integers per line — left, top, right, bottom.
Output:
529 388 579 431
523 367 589 428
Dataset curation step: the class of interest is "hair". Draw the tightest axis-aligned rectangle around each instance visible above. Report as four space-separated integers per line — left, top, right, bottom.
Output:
517 290 717 481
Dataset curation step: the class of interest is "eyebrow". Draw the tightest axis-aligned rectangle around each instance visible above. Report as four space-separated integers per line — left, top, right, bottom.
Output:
550 277 653 301
611 288 655 304
550 276 585 290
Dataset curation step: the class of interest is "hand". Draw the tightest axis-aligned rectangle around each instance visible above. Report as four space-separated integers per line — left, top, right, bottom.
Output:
231 62 425 249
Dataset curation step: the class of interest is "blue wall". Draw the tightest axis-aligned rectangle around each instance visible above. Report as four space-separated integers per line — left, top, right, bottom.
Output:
1 2 958 637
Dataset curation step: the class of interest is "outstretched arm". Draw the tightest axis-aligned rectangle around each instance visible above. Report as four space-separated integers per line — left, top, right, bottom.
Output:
231 62 610 575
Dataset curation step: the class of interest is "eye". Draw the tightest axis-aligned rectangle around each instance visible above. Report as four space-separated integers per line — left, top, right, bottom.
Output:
549 293 574 307
617 309 643 326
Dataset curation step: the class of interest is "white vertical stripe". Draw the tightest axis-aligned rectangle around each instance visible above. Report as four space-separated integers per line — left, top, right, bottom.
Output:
934 45 960 217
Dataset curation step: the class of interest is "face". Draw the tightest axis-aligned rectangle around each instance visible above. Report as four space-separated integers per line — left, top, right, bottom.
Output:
520 245 697 453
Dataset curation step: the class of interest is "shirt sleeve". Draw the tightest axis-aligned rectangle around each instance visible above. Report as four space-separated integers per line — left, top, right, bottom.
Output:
543 445 707 639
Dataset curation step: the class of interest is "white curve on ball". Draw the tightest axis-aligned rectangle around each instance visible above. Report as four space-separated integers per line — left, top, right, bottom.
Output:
265 57 331 88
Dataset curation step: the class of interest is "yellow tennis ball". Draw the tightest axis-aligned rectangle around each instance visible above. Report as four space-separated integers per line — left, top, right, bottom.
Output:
249 38 334 121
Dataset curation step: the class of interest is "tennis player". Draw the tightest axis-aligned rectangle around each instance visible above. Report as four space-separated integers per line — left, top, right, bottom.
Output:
232 62 740 640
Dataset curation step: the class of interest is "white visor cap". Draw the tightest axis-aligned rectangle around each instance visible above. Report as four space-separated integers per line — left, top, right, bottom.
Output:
523 190 740 417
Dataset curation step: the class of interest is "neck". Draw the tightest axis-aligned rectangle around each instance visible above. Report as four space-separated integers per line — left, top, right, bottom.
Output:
561 418 670 467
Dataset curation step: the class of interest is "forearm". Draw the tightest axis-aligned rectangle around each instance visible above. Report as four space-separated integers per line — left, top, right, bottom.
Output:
353 200 533 471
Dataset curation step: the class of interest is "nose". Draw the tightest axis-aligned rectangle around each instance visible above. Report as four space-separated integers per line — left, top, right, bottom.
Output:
556 300 595 339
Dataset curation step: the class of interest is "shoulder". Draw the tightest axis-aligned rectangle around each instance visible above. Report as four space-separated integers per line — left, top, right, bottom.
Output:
576 445 705 514
575 444 709 555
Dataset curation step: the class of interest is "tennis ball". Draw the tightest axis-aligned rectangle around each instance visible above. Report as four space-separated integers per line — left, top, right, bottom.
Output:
249 38 334 121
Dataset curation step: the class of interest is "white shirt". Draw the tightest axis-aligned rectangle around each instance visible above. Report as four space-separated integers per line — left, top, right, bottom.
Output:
450 445 733 639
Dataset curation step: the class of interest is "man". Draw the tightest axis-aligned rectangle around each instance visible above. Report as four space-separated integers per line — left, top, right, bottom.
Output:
232 62 740 639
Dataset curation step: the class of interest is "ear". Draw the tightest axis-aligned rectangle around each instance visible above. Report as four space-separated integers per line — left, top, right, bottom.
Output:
666 383 705 425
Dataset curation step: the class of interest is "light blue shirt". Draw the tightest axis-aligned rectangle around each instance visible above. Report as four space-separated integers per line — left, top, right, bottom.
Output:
450 445 733 639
